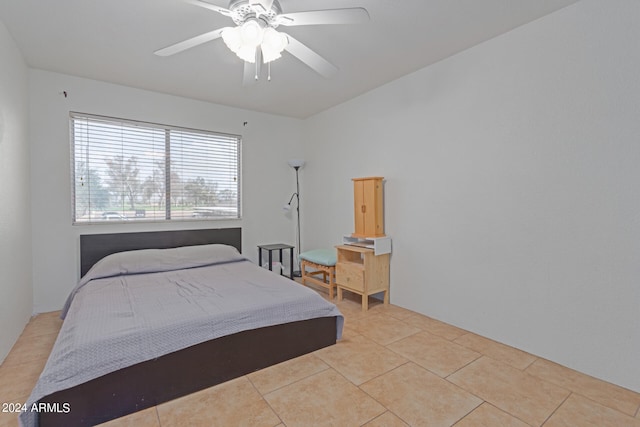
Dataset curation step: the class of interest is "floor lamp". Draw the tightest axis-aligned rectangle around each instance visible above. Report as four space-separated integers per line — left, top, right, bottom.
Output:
284 159 304 277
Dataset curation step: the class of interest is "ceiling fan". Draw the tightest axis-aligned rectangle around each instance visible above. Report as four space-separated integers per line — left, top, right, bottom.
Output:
154 0 370 84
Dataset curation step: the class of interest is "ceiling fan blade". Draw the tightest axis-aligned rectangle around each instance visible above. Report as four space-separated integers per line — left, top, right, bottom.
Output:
154 27 229 56
249 0 275 14
277 8 369 26
183 0 232 17
284 35 338 78
242 51 262 86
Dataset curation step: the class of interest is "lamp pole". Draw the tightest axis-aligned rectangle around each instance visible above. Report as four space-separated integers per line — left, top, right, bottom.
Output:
293 165 301 276
286 159 305 276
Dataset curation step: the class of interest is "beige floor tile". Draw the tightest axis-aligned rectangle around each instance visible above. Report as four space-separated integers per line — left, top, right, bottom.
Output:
248 353 329 395
454 333 537 370
20 312 63 338
525 358 640 417
2 333 57 367
314 334 407 385
264 369 384 427
0 409 20 427
454 402 530 427
368 303 416 320
348 314 420 345
363 411 409 427
157 376 280 427
340 322 360 339
95 407 160 427
402 313 468 340
0 361 43 402
388 331 480 377
362 362 482 426
544 394 640 427
334 299 370 321
448 356 569 426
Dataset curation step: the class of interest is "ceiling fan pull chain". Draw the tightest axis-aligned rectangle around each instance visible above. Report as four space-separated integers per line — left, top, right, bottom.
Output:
268 62 272 81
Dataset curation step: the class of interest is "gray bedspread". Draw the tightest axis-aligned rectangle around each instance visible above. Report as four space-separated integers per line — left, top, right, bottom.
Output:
20 245 343 427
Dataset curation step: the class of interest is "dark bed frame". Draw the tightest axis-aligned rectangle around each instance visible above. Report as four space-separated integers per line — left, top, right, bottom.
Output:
38 228 338 426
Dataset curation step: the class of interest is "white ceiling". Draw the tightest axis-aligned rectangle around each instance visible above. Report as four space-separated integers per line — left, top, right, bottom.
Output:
0 0 579 118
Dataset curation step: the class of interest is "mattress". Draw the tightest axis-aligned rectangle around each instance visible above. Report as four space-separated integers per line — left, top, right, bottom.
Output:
20 244 343 427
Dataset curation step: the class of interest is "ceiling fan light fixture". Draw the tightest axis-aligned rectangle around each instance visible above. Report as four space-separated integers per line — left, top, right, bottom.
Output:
261 46 281 63
236 45 257 63
239 19 264 47
222 20 263 63
261 28 288 63
221 27 243 52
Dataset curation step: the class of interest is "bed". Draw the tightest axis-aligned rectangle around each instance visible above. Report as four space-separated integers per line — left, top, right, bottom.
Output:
21 228 343 427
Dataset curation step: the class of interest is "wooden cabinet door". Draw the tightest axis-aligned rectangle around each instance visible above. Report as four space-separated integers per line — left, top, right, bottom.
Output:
353 179 365 235
362 178 378 236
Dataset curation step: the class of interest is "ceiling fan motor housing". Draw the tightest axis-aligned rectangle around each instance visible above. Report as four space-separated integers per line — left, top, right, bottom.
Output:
228 0 282 27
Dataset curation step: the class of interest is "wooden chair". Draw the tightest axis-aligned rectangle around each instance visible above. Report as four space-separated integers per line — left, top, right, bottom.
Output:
300 249 337 299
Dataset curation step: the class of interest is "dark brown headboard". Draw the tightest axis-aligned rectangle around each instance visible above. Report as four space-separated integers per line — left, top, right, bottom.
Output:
80 228 242 277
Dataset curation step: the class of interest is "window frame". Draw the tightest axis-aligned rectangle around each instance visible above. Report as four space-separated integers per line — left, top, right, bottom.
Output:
70 112 242 225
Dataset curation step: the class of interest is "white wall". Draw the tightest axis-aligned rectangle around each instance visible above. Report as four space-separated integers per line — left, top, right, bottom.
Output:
0 20 32 363
29 70 304 313
303 0 640 392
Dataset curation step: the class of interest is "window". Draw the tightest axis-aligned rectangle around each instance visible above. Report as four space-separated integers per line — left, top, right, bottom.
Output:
71 113 241 224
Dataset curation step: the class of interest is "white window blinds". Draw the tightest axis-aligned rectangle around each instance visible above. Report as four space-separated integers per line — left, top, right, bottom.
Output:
71 113 241 223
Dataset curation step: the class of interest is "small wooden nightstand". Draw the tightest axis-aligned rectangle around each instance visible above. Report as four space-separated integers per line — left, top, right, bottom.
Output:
335 244 389 311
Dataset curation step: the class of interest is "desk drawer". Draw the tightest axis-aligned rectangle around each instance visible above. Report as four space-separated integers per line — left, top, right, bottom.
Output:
336 262 364 292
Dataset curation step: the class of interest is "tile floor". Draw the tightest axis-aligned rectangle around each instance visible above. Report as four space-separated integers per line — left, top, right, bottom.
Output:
1 290 640 427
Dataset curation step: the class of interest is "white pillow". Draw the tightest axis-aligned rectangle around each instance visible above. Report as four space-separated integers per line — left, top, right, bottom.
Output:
82 244 244 283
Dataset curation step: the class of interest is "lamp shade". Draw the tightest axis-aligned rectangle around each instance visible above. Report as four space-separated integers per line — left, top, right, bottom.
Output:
288 159 305 168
